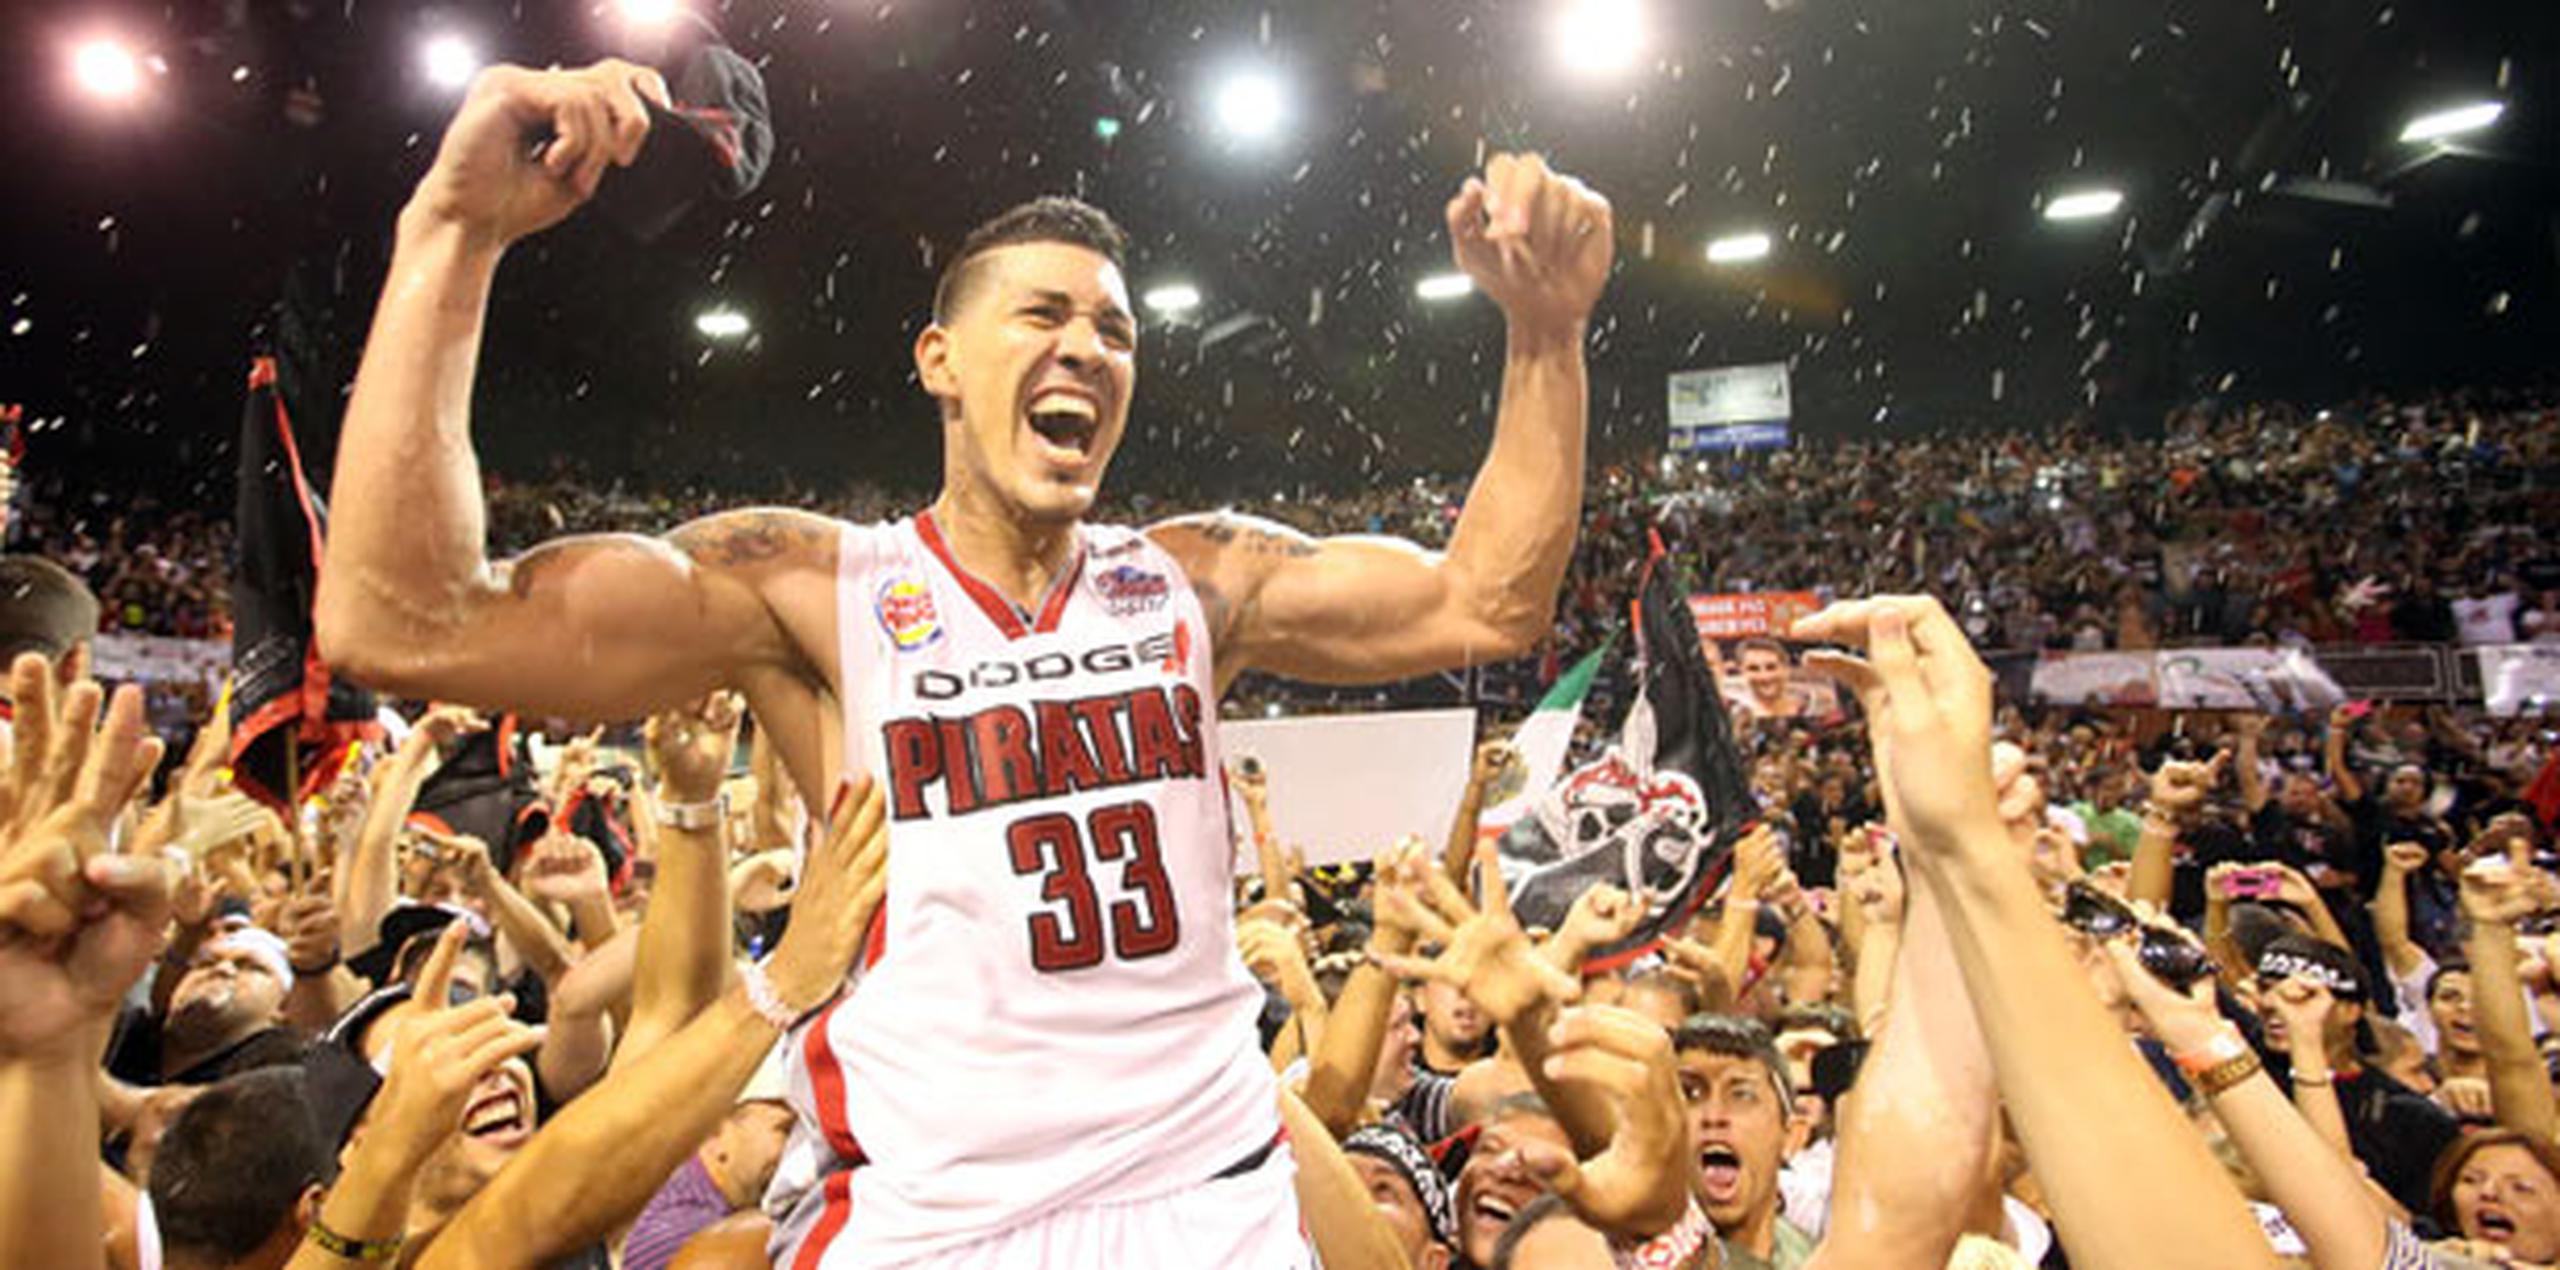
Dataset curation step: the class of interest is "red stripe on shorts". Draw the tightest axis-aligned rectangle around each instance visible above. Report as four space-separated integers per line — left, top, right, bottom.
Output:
790 1170 857 1270
800 996 866 1161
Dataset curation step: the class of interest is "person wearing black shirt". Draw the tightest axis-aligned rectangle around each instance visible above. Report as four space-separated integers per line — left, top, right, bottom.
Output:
2253 935 2460 1217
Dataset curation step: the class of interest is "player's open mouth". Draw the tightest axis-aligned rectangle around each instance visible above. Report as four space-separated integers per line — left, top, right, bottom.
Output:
1026 389 1101 459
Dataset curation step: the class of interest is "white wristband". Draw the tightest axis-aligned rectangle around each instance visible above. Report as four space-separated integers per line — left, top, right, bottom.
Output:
740 959 809 1030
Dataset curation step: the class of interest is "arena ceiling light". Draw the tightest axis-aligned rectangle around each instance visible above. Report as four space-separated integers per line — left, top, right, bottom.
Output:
1553 0 1649 80
1141 283 1203 316
2399 101 2505 144
70 37 146 104
1415 272 1475 302
1705 232 1772 265
617 0 687 27
693 307 750 339
1211 66 1288 144
420 33 481 92
2042 188 2125 222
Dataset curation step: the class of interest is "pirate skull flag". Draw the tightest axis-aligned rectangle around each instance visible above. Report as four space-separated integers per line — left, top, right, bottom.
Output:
1496 531 1755 971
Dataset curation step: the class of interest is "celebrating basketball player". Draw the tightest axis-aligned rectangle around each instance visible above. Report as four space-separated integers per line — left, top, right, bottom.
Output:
319 57 1612 1268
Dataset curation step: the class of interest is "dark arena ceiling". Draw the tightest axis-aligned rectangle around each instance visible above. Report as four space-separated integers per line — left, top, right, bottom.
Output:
2 0 2553 505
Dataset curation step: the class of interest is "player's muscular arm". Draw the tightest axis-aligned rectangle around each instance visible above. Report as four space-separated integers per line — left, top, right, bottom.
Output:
1149 154 1610 690
319 59 809 717
321 505 818 720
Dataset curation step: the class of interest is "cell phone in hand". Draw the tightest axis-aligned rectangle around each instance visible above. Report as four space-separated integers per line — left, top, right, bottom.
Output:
2218 867 2284 901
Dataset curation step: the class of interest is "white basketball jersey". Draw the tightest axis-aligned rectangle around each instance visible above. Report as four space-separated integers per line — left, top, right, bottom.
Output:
768 513 1279 1269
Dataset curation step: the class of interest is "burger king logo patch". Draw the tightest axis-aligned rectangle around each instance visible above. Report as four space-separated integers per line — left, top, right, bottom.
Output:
876 576 942 652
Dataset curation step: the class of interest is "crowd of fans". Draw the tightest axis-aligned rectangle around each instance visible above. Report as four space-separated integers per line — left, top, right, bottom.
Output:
0 385 2555 1269
16 389 2558 664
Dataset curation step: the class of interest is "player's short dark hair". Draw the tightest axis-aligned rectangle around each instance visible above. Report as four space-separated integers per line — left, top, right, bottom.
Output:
932 196 1130 323
0 554 100 661
150 1067 329 1260
1735 636 1790 661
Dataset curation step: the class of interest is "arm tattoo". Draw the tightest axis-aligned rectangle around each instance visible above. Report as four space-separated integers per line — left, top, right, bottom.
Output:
1197 514 1320 558
669 512 830 570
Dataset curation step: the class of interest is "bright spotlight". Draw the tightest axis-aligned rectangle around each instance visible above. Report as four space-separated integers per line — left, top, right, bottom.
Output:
1705 232 1772 265
71 39 144 103
618 0 687 26
1415 273 1475 302
1554 0 1649 80
1142 284 1203 316
2399 101 2505 144
421 34 481 92
1212 68 1287 143
694 308 750 339
2043 188 2125 222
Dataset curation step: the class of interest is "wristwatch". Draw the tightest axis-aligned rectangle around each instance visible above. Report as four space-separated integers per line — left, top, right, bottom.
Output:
655 792 727 832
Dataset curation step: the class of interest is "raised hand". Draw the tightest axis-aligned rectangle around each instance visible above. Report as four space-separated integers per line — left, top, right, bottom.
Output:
1514 1005 1698 1240
1226 756 1270 809
160 789 277 865
1793 597 2000 855
761 778 890 1014
2105 935 2231 1058
428 831 500 896
1839 828 1906 928
2382 841 2430 877
2148 750 2230 826
1548 883 1642 968
520 834 610 907
1730 823 1785 900
2262 977 2337 1050
1446 153 1614 341
413 703 491 751
275 892 345 976
0 657 172 1062
1366 837 1434 957
2460 838 2543 929
645 691 743 807
1372 839 1582 1026
412 59 670 250
1237 917 1320 1006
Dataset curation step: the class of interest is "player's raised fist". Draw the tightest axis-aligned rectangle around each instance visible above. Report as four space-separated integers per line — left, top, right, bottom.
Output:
1445 152 1615 341
409 58 671 250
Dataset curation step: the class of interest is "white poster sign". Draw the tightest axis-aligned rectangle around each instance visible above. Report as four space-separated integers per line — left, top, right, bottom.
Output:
2479 644 2560 717
2029 652 2158 706
1219 708 1477 870
2154 648 2346 712
1668 363 1792 452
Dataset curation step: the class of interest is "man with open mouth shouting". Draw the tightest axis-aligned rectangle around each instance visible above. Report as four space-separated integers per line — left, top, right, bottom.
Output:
319 54 1614 1270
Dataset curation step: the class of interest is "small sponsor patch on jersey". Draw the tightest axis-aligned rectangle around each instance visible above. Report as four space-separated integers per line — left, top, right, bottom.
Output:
876 575 943 651
1093 563 1170 615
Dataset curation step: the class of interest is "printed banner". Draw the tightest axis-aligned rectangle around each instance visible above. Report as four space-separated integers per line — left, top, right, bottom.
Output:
2154 647 2347 711
1220 708 1477 869
1668 363 1792 452
1685 593 1840 724
2029 651 2160 706
91 634 230 687
2480 644 2560 717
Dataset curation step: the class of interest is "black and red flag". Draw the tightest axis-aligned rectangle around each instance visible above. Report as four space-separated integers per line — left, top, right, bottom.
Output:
228 356 377 810
1496 530 1756 972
